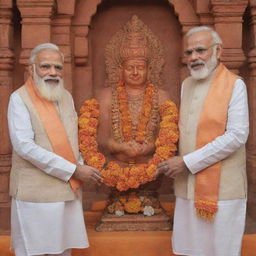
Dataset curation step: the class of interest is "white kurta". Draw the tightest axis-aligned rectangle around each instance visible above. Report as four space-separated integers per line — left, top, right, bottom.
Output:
8 92 89 255
173 79 249 256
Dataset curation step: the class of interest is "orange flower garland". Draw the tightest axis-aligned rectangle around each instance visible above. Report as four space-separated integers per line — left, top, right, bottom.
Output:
79 95 179 191
116 80 154 143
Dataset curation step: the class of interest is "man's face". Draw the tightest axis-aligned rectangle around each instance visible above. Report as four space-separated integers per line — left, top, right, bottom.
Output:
33 49 64 85
121 59 148 87
184 31 221 80
32 49 65 101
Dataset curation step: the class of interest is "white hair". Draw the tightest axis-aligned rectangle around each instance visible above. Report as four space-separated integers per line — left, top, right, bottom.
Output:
185 26 223 45
29 43 64 64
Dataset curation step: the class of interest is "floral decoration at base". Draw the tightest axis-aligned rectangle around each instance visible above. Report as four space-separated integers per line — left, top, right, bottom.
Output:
107 190 163 216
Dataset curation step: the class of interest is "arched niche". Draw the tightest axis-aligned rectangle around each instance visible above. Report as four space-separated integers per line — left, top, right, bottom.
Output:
72 0 198 31
90 0 182 102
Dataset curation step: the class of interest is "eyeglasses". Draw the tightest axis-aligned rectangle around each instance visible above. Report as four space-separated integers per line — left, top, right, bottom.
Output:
183 44 218 57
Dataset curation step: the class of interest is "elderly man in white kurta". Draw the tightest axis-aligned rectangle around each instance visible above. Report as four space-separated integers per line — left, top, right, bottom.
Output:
157 27 249 256
8 43 103 256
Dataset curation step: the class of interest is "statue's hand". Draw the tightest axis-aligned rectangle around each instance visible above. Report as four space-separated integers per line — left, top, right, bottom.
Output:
108 138 138 157
125 141 155 157
138 142 155 156
121 142 139 158
108 138 155 159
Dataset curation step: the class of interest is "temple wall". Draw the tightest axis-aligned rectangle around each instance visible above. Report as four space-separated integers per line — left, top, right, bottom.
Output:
0 0 255 234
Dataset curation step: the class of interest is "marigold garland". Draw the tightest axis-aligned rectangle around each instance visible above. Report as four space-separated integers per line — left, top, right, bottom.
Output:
116 80 154 143
79 95 179 191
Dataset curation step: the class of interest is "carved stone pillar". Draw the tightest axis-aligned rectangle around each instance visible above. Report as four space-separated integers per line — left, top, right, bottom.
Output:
52 0 75 92
247 0 256 219
17 0 55 73
211 0 248 73
0 0 14 234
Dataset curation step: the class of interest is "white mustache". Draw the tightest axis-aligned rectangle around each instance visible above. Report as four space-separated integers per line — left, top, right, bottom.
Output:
190 61 205 68
43 76 61 82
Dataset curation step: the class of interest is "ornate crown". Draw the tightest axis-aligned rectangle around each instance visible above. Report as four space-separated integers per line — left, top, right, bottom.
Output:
105 15 164 87
119 17 150 61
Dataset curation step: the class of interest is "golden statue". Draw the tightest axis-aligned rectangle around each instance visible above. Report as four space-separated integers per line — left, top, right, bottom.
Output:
79 16 178 228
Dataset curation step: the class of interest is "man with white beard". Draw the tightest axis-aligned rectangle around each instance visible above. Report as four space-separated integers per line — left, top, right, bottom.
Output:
8 43 103 256
157 27 249 255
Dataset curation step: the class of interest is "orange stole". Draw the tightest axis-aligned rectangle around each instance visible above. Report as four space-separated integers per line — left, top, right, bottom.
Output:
194 63 238 220
24 76 81 192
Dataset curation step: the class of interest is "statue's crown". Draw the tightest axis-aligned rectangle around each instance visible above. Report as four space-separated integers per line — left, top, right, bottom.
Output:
105 15 164 87
120 15 149 62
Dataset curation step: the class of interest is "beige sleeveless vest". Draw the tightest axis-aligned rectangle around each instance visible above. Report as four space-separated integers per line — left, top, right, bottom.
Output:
9 86 80 202
175 74 247 200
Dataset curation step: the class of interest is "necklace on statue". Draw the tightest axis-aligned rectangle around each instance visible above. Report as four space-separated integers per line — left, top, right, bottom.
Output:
112 80 158 144
126 89 145 127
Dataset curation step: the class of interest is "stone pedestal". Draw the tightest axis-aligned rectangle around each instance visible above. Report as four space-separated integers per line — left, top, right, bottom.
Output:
96 211 171 232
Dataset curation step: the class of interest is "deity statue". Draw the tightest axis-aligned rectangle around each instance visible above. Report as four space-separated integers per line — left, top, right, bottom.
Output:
79 16 178 225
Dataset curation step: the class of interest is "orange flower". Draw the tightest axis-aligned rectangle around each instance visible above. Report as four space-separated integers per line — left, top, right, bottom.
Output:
159 101 178 117
78 118 90 129
127 176 140 189
156 145 175 159
161 114 179 123
79 127 97 136
88 118 98 128
80 136 97 147
160 120 178 130
124 197 142 213
146 164 157 178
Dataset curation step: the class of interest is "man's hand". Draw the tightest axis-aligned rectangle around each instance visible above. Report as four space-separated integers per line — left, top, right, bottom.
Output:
73 165 103 185
156 156 188 179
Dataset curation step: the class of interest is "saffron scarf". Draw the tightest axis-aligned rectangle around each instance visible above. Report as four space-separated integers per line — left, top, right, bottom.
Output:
25 76 81 192
194 63 238 221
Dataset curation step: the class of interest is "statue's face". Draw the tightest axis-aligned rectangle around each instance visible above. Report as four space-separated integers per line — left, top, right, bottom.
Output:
122 59 148 87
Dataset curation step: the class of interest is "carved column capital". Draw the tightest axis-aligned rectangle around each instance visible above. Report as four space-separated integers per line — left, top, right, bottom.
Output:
211 0 248 72
169 0 200 33
17 0 55 20
17 0 55 66
211 0 248 22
